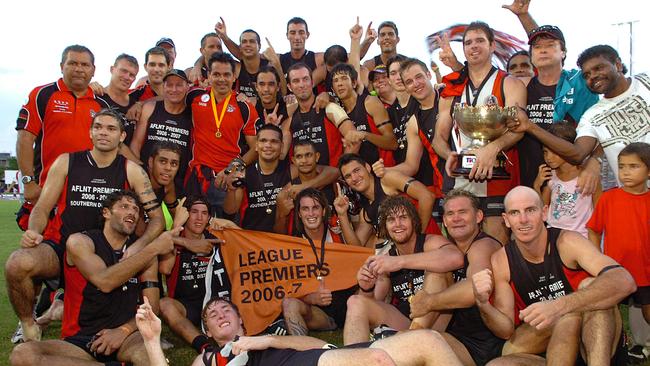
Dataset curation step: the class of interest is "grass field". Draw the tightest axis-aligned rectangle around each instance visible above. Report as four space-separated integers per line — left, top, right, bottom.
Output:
0 199 647 365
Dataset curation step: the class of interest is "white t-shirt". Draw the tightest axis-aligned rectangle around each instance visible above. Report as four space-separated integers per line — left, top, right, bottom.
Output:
576 73 650 184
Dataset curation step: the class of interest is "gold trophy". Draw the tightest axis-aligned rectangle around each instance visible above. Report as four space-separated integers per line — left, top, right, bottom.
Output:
452 100 516 179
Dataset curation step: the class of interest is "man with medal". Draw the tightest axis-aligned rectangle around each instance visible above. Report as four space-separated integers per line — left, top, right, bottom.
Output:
342 196 463 345
159 196 234 354
281 188 356 336
185 52 259 217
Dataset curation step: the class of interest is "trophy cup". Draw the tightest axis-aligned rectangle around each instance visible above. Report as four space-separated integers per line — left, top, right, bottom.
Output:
451 101 516 179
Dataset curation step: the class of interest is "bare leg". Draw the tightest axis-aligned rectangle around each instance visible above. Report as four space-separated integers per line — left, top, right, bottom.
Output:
160 297 200 344
411 272 450 330
501 323 551 355
579 277 621 366
441 332 477 366
5 244 60 341
343 295 410 345
10 339 99 366
371 329 464 366
282 297 336 336
486 354 545 366
36 298 64 328
116 331 151 366
483 216 509 246
546 312 581 366
319 348 396 366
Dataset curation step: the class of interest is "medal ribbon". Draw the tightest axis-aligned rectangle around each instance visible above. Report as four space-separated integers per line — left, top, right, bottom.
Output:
305 223 328 278
210 89 232 135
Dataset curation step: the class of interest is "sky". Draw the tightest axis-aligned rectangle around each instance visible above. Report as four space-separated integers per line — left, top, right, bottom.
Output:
1 0 647 155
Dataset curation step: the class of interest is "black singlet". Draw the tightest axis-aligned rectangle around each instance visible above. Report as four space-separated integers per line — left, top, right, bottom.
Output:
241 159 291 232
280 51 318 76
63 229 138 337
56 150 128 245
101 92 139 146
238 58 270 98
388 96 419 164
387 233 426 317
141 100 193 188
361 177 388 231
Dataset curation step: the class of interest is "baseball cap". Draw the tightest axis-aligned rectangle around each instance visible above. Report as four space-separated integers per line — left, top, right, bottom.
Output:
156 37 176 48
369 64 387 82
528 25 565 45
163 69 189 82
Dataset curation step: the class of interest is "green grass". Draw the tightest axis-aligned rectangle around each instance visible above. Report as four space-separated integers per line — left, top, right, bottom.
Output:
0 199 647 365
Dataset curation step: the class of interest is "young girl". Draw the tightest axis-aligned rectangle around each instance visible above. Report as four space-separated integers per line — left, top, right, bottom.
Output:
533 122 601 237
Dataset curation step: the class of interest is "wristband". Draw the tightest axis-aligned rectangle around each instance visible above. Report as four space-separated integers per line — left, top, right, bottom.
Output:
165 199 179 209
141 281 159 289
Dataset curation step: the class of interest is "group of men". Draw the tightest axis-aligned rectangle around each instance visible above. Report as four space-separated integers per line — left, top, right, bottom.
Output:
6 0 650 364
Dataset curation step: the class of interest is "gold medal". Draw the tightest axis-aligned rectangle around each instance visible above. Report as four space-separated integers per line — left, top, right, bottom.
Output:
408 295 413 303
210 89 231 140
265 207 272 215
399 143 405 149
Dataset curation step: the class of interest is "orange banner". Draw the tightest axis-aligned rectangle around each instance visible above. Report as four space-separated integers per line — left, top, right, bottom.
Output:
212 229 373 335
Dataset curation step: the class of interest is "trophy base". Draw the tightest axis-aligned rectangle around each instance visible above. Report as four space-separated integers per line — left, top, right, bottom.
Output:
452 153 511 180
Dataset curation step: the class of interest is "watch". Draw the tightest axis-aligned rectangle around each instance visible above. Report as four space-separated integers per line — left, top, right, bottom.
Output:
21 175 35 184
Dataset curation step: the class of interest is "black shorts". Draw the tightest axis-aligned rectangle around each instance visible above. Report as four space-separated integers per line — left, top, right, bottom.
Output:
178 298 203 327
249 347 328 366
447 330 505 366
64 334 119 363
624 286 650 305
320 287 356 329
43 239 65 290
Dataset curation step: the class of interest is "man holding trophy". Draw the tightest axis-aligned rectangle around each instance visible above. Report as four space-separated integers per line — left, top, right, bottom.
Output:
433 21 527 245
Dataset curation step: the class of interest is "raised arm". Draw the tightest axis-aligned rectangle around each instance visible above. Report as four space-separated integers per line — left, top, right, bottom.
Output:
502 0 539 35
127 161 165 250
215 17 243 60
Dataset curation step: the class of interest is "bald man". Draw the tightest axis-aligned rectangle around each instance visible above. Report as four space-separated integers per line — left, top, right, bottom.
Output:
471 186 634 365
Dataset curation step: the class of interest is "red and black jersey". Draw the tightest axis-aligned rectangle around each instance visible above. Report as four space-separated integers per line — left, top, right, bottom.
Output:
236 58 269 99
187 88 258 172
289 106 343 168
140 100 193 189
414 104 446 198
43 150 129 246
505 227 589 326
129 82 158 102
62 229 139 338
167 231 231 302
239 160 291 232
388 97 420 164
346 92 394 166
16 78 110 184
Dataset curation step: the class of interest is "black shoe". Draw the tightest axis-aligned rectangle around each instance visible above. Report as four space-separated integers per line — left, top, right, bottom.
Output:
628 345 649 364
265 319 288 336
372 324 397 341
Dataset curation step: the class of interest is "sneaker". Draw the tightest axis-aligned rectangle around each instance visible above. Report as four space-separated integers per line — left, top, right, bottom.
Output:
628 345 649 364
372 324 397 341
11 322 23 344
265 319 288 336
